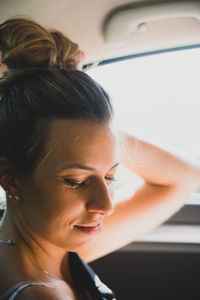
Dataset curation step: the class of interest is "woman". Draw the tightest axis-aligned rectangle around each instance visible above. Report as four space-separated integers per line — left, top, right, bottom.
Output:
0 17 199 300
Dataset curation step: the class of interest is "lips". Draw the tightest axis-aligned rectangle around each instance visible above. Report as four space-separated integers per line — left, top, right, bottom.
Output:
76 221 101 227
74 221 103 235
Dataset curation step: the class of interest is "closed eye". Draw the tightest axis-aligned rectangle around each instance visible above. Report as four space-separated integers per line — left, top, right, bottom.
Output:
105 176 117 184
63 178 89 189
63 176 117 189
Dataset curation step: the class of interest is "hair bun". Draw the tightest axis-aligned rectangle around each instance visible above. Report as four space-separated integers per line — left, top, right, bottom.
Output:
0 18 58 69
0 18 83 97
50 30 82 70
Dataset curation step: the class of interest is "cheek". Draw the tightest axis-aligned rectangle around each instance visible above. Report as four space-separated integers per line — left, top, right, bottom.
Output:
20 185 87 244
34 185 84 221
20 178 84 227
46 192 84 223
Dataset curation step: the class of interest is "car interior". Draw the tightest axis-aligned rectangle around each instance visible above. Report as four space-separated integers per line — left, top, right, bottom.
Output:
1 0 200 299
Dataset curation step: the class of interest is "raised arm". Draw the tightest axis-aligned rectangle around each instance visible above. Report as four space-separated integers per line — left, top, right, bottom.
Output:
119 131 200 189
80 131 200 262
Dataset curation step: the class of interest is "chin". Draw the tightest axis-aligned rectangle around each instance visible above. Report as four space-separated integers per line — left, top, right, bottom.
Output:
67 236 95 253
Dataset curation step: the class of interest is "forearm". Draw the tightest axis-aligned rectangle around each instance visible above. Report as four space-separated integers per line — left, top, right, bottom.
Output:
119 131 200 189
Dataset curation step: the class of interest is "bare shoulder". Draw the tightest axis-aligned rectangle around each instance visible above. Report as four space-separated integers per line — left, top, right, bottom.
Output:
14 284 72 300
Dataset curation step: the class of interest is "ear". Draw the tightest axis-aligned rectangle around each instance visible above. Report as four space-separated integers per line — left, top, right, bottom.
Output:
0 157 21 203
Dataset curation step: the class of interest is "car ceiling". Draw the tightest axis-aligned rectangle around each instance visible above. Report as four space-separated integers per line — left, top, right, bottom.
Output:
1 0 200 64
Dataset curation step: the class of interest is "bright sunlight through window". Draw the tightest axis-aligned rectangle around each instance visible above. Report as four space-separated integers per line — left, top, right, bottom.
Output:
87 47 200 193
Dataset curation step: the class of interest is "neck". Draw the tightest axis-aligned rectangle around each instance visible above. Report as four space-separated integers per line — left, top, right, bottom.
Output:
0 208 71 283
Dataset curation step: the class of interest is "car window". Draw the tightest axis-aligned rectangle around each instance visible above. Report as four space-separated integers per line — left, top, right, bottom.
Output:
1 47 200 209
87 47 200 193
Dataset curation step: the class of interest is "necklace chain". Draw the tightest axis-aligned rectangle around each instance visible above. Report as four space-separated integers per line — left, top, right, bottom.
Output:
0 239 77 298
0 239 59 280
0 239 16 247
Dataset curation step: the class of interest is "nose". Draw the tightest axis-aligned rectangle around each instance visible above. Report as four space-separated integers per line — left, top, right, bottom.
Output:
86 179 114 217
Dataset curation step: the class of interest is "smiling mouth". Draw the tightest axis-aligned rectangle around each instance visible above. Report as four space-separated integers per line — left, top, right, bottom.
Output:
74 221 103 235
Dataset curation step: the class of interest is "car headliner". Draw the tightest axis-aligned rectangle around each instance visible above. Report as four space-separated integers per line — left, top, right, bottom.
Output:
1 0 200 64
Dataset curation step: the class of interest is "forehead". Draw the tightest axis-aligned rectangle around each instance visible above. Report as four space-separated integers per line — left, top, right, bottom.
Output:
37 119 119 172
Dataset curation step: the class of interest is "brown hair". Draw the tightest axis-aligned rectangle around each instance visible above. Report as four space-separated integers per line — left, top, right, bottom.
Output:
50 30 82 70
0 18 113 176
0 17 81 70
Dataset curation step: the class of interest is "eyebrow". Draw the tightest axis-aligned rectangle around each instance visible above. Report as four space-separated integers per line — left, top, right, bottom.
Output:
57 162 119 172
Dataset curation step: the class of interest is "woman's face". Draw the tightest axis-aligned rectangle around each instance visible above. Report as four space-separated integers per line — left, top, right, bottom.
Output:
18 119 119 251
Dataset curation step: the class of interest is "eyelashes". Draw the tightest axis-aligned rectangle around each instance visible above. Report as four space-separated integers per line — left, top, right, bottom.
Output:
63 176 117 189
63 178 89 189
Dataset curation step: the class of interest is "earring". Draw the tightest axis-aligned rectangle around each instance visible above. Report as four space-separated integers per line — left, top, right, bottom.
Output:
5 191 19 201
5 191 11 199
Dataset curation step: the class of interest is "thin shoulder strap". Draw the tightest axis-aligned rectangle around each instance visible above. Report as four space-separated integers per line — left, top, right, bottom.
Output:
0 281 52 300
